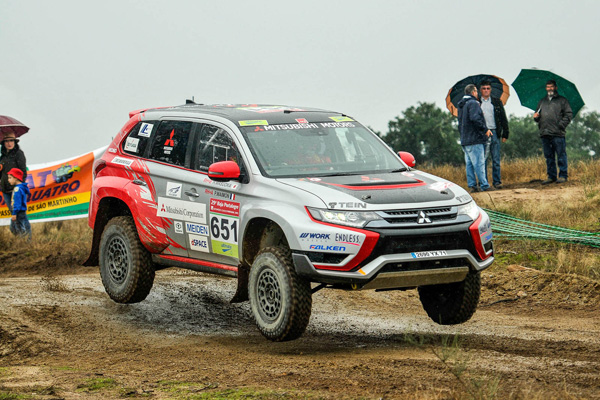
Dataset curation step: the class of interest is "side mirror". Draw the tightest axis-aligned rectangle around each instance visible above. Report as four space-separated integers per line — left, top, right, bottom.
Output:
398 151 416 167
208 161 240 181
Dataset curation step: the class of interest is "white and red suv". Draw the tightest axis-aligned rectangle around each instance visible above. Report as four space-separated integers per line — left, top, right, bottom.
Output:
85 103 494 341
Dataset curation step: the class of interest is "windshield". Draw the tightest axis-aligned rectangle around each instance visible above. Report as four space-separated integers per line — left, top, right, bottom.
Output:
240 121 406 177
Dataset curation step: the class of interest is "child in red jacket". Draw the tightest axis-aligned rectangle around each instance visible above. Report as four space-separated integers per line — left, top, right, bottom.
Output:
7 168 31 240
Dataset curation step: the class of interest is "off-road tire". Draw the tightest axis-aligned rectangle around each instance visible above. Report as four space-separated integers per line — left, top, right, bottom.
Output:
249 246 312 341
418 269 481 325
99 216 155 303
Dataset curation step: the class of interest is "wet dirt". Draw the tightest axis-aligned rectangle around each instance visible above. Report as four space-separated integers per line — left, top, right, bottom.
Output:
1 262 599 399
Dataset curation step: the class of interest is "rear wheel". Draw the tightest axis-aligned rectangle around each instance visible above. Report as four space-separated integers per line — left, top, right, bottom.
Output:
99 216 155 303
249 247 312 341
418 270 481 325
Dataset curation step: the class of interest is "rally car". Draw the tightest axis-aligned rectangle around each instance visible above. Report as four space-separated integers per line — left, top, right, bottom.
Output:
85 103 494 341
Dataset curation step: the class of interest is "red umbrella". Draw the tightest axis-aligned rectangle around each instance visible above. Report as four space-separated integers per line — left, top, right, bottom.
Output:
0 115 30 140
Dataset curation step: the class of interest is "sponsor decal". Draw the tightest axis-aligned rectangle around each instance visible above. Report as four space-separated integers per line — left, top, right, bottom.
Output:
164 129 175 146
139 123 154 137
205 188 235 200
411 250 448 258
111 157 134 167
455 195 471 203
264 123 319 131
319 122 355 128
174 221 184 234
210 213 239 256
308 178 322 182
108 147 117 153
296 118 309 124
334 233 362 245
189 234 210 252
328 202 367 209
239 120 269 126
166 182 182 198
211 240 237 255
185 222 210 236
429 181 454 192
329 116 354 122
299 233 331 240
209 198 240 217
157 197 206 223
309 244 347 252
202 177 239 190
236 106 304 113
401 171 415 177
361 175 383 182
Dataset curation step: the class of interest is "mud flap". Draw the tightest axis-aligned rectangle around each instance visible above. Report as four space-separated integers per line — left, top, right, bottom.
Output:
230 264 249 303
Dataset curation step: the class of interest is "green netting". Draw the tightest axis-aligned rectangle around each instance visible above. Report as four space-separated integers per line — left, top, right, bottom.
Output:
484 208 600 248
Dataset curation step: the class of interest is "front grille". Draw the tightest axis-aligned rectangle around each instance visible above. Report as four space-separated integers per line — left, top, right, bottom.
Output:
381 207 457 225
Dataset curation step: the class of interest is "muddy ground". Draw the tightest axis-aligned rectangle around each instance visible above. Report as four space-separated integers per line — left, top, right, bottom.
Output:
1 259 599 399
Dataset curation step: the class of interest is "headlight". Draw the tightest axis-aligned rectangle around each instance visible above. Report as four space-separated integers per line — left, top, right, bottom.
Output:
307 207 382 228
457 201 480 220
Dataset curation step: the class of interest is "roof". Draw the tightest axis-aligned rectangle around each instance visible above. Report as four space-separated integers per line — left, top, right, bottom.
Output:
136 104 349 126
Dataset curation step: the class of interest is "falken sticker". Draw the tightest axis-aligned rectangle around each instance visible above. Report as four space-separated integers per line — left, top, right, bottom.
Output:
166 182 182 198
111 157 134 167
210 199 240 217
139 123 154 137
329 116 354 122
157 197 206 224
174 221 184 234
185 222 210 236
189 234 210 252
411 250 448 258
239 120 269 126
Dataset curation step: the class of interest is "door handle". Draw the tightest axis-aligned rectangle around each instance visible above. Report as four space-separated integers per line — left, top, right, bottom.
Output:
132 179 146 186
185 191 200 198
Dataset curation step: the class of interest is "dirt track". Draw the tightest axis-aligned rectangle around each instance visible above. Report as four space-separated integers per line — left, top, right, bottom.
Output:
1 265 599 399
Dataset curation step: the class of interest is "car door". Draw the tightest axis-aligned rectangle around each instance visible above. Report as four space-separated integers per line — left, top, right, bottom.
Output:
184 122 250 266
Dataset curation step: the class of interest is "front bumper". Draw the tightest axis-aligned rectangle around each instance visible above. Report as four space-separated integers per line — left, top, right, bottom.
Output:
293 249 493 289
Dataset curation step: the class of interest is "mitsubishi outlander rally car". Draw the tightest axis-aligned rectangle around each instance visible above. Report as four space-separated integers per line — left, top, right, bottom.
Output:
85 103 494 341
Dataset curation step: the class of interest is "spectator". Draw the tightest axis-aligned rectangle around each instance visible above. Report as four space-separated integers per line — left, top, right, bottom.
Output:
0 132 27 212
533 80 573 184
479 80 509 189
457 84 494 192
7 168 31 240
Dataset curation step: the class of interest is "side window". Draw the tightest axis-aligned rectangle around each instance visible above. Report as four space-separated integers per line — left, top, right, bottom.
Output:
195 124 245 174
148 120 193 166
122 121 156 157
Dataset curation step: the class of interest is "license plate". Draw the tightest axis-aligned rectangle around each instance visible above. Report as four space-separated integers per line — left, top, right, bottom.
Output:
411 250 448 259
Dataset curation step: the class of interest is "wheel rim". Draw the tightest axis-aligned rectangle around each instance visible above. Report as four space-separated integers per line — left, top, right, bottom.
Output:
257 269 282 321
107 236 129 284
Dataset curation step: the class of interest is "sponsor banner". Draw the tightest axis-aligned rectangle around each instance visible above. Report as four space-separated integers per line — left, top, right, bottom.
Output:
209 199 240 217
0 147 107 226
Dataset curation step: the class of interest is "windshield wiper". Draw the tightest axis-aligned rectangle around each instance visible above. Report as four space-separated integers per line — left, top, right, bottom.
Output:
390 167 408 172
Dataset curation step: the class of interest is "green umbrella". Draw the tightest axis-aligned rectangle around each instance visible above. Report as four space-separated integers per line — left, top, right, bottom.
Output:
511 69 585 116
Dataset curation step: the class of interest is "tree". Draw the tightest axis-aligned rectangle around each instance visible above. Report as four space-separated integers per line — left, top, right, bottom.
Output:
380 102 463 165
501 115 541 160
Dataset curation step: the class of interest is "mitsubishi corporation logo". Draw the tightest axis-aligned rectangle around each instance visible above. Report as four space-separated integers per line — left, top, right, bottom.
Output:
417 211 431 224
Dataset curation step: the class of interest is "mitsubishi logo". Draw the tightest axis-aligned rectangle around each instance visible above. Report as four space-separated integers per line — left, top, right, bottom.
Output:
417 211 431 224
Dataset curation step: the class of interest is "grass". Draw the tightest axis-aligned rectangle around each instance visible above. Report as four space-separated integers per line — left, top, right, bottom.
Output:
75 377 117 392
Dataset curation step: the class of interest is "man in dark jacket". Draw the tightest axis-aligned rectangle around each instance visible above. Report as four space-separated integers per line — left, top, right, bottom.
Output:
479 80 509 189
457 84 493 192
0 132 27 212
533 80 572 184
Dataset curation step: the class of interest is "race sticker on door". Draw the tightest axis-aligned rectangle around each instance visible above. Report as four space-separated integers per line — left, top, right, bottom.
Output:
411 250 448 258
157 197 206 224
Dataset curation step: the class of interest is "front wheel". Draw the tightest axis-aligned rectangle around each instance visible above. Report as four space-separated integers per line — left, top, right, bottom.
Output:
99 216 155 303
418 270 481 325
249 247 312 341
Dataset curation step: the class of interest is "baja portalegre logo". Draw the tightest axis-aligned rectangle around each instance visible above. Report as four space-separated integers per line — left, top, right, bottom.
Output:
166 182 182 198
157 197 206 224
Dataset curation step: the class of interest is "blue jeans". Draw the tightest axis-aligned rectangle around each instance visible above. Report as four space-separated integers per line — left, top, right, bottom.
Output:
10 210 31 240
484 130 502 185
541 136 568 180
462 144 489 190
2 191 12 213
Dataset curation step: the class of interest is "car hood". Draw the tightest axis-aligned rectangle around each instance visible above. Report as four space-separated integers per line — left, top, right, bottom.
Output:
276 170 472 210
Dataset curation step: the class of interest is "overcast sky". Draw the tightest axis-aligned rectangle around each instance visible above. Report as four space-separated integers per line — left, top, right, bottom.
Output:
1 0 598 164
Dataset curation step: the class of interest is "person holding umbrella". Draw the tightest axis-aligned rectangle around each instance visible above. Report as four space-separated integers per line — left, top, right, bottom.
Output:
0 132 27 212
457 84 494 192
533 80 573 184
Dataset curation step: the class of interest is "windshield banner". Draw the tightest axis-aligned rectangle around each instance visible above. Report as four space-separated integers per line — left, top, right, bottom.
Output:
0 146 107 225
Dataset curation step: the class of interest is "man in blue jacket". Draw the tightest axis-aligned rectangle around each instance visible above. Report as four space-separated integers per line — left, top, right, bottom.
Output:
457 84 494 192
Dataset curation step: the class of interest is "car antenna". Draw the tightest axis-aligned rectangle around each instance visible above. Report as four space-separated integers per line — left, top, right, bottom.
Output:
186 96 196 104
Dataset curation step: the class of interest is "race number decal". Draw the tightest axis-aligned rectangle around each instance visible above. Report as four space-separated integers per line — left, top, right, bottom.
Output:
210 214 238 256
